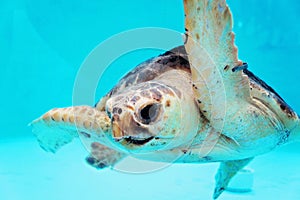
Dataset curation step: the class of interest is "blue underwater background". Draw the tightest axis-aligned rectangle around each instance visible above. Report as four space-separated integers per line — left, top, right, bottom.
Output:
0 0 300 199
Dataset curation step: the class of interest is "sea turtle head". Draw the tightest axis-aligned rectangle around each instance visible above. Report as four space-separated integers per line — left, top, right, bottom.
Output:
105 81 198 153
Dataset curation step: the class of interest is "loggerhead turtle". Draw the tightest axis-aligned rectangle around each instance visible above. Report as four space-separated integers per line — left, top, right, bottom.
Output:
31 0 300 199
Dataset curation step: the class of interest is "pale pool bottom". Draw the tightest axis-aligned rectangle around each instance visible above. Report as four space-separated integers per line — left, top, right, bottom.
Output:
1 137 299 200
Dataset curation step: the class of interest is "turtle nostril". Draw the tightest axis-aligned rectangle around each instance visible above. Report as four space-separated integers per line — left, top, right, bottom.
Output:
112 107 123 115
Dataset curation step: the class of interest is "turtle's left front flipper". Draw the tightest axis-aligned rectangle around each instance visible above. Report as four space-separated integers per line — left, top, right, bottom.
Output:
213 157 253 199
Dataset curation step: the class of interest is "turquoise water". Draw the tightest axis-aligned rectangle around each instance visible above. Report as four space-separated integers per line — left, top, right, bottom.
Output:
0 0 299 199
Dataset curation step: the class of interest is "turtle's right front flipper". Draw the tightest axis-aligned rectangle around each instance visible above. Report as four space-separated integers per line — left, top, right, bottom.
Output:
30 106 112 153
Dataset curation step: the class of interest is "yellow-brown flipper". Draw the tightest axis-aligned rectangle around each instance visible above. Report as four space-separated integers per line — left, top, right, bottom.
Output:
184 0 251 132
30 106 112 153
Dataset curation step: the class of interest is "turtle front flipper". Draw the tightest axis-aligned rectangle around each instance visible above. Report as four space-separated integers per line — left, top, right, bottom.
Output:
213 157 253 199
86 142 126 169
183 0 251 133
30 106 112 153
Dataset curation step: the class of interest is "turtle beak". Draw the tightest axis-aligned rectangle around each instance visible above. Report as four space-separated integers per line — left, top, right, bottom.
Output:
112 121 123 138
112 115 123 138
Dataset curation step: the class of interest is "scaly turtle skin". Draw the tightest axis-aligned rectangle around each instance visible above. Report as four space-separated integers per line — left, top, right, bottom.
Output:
31 0 300 199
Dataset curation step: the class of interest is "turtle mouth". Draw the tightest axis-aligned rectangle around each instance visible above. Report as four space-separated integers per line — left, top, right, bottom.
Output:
121 136 154 145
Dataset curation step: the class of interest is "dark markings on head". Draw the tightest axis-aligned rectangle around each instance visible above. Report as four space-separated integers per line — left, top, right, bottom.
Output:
125 105 135 111
130 95 141 103
150 88 162 101
157 85 172 95
166 100 171 107
140 90 151 98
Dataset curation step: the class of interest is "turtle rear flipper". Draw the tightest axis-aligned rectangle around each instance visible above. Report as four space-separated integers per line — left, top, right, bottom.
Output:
30 106 111 153
213 157 253 199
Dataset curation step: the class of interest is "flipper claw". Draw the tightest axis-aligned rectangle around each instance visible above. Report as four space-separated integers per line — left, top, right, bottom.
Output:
213 187 225 199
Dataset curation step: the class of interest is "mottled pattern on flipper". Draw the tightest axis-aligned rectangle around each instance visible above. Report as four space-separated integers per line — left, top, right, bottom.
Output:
31 106 111 153
86 142 126 169
184 0 251 132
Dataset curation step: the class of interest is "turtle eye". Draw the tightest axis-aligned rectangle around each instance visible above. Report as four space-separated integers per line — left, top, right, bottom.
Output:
139 103 161 125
